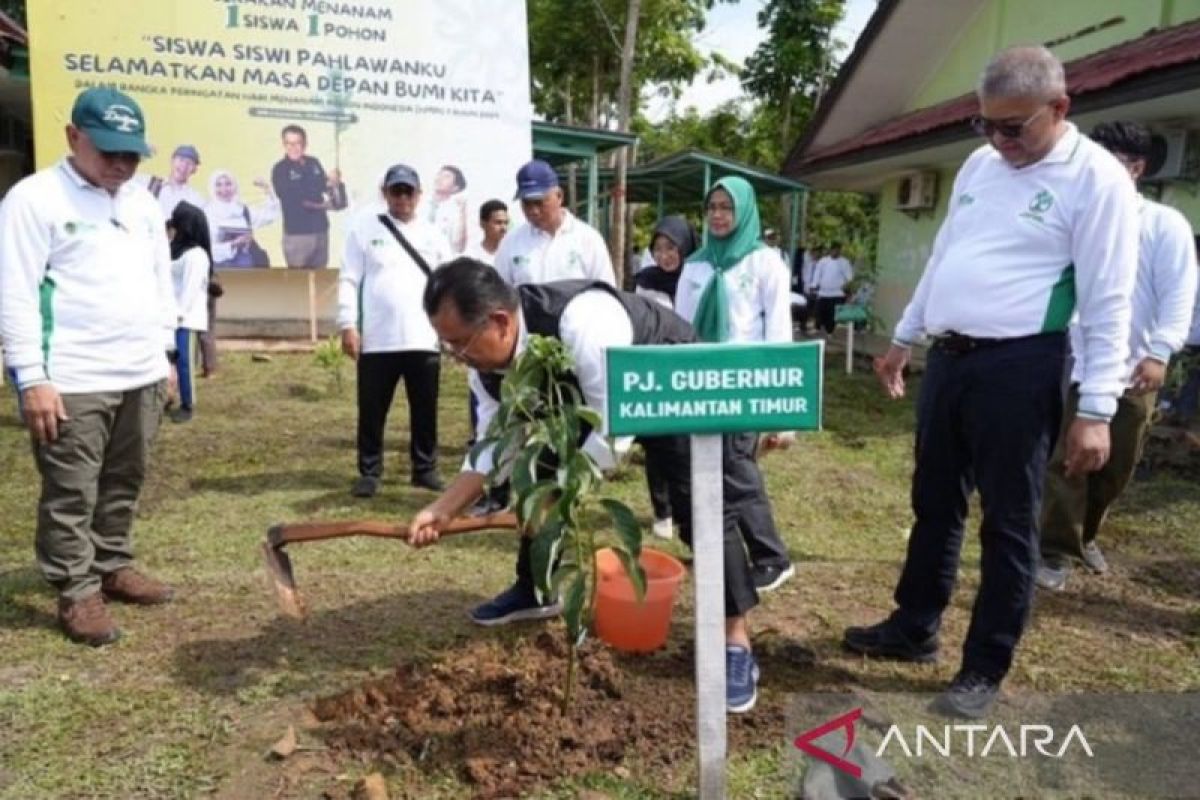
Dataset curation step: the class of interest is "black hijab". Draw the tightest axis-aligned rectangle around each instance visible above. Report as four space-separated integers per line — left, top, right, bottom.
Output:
635 215 699 301
168 201 213 265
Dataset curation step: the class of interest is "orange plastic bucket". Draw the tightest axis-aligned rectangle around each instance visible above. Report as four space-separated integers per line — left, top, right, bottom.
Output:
593 546 686 653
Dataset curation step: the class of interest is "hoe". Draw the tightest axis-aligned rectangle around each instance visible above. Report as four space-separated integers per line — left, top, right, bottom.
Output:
261 510 518 618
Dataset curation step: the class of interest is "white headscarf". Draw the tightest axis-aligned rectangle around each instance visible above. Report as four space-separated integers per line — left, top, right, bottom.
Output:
205 169 246 225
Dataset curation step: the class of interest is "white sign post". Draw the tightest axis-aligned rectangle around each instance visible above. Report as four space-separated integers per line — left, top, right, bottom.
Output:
607 341 824 798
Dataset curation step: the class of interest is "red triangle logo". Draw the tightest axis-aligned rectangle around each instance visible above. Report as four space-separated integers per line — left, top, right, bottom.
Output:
793 707 864 778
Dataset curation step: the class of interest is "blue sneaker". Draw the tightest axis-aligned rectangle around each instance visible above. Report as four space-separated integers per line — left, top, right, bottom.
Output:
468 583 562 627
726 646 760 713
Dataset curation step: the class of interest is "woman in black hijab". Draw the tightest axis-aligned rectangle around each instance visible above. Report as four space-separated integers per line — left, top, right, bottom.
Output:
634 215 699 540
166 202 213 422
634 215 699 309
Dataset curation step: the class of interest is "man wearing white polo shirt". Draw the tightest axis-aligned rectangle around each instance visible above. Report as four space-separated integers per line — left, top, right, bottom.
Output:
0 87 179 647
1037 120 1198 591
338 164 453 498
842 46 1139 718
493 159 615 287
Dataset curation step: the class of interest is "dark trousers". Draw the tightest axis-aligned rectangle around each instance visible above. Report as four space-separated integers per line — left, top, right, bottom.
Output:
642 439 673 521
738 437 791 568
891 333 1066 681
356 350 440 479
816 295 844 334
1040 384 1156 564
514 432 763 618
174 328 196 410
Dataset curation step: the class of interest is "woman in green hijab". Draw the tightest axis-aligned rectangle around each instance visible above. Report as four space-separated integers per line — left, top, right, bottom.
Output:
671 176 799 712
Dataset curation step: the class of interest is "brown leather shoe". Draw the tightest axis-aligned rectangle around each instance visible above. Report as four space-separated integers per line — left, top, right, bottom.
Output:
58 592 121 647
101 567 175 605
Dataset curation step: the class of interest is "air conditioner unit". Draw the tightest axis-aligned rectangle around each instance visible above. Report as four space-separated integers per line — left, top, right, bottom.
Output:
896 171 938 210
1144 129 1200 182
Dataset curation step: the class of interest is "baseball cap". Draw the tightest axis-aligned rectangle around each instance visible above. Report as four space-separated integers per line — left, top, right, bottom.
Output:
172 144 201 165
383 163 420 190
70 87 151 156
514 159 559 200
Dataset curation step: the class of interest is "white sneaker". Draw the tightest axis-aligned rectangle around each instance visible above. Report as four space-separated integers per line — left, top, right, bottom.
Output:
651 517 675 540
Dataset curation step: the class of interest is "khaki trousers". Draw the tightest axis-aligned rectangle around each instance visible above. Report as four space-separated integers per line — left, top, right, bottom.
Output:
33 382 164 600
1039 384 1156 566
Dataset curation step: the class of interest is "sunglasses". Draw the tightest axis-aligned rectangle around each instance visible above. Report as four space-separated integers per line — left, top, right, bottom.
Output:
970 104 1051 140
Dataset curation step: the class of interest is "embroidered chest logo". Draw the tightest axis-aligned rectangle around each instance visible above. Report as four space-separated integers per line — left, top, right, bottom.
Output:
1019 190 1055 223
958 193 975 206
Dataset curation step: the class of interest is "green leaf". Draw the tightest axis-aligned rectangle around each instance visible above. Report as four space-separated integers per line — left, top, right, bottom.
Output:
510 443 544 497
576 405 602 430
518 479 558 529
561 571 589 646
600 498 643 557
613 545 647 604
529 518 565 597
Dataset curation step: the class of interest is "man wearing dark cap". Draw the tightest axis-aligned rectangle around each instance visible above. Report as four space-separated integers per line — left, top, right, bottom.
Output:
0 87 179 646
494 159 614 287
337 164 453 498
145 144 204 220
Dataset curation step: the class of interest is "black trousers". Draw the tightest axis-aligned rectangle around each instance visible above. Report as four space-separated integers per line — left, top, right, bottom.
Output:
514 432 764 618
642 439 673 521
890 333 1066 681
356 350 440 479
816 295 844 334
737 437 790 569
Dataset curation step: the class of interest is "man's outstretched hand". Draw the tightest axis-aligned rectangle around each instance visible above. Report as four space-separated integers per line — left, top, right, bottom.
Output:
874 344 911 399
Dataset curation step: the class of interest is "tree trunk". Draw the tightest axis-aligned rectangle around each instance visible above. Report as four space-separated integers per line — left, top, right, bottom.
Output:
565 79 578 216
610 0 642 287
779 87 794 246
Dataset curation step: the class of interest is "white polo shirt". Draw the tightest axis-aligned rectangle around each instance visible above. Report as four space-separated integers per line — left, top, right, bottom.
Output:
463 240 500 267
675 247 793 344
1070 196 1197 384
894 124 1139 420
811 255 854 296
0 159 176 393
172 247 211 332
493 210 615 287
337 209 453 353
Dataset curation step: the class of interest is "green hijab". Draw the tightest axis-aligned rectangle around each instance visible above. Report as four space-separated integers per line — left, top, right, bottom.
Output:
688 176 765 342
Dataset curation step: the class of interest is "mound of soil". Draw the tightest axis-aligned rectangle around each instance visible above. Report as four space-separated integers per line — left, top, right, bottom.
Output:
1140 425 1200 479
311 631 783 797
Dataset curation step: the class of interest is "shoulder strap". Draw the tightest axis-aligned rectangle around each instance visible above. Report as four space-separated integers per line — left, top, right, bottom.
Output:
148 176 164 198
377 214 432 278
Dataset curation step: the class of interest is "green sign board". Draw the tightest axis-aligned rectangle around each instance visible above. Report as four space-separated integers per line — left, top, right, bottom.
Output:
606 342 824 436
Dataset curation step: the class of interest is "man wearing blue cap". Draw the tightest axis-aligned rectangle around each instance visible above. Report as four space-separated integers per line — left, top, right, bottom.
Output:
337 164 453 497
145 144 204 220
0 87 179 646
494 159 614 287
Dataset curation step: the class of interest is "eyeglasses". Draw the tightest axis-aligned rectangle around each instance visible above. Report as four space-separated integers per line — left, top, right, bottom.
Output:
385 185 415 197
970 105 1051 140
705 201 734 215
438 324 486 362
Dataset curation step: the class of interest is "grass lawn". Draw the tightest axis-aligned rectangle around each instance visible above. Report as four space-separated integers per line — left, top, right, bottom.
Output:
1 351 1197 798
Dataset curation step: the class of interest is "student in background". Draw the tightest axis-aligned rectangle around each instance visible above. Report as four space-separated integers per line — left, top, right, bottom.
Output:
166 201 213 423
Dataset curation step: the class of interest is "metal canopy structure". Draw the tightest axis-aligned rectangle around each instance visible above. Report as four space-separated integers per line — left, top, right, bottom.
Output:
531 120 637 225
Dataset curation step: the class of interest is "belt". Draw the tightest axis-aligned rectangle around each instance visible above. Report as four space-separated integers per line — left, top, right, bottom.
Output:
930 331 1061 355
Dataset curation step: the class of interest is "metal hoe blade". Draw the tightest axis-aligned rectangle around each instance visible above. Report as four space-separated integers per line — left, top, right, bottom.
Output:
262 525 308 619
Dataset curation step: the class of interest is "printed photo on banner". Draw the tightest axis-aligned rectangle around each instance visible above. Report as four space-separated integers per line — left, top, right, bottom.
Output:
27 0 533 271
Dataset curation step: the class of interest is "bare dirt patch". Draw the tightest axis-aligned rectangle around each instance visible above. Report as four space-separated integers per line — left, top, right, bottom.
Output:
309 631 785 798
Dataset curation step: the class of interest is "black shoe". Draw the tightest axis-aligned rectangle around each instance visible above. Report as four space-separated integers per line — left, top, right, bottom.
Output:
412 472 445 492
169 407 193 423
350 475 379 498
843 618 939 663
931 671 1001 719
752 563 795 592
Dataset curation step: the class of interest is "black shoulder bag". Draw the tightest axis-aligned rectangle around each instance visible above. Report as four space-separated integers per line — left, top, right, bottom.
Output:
377 214 432 278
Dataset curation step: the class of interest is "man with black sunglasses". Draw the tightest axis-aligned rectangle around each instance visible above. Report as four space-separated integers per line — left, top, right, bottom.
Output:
337 164 453 498
843 46 1140 718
